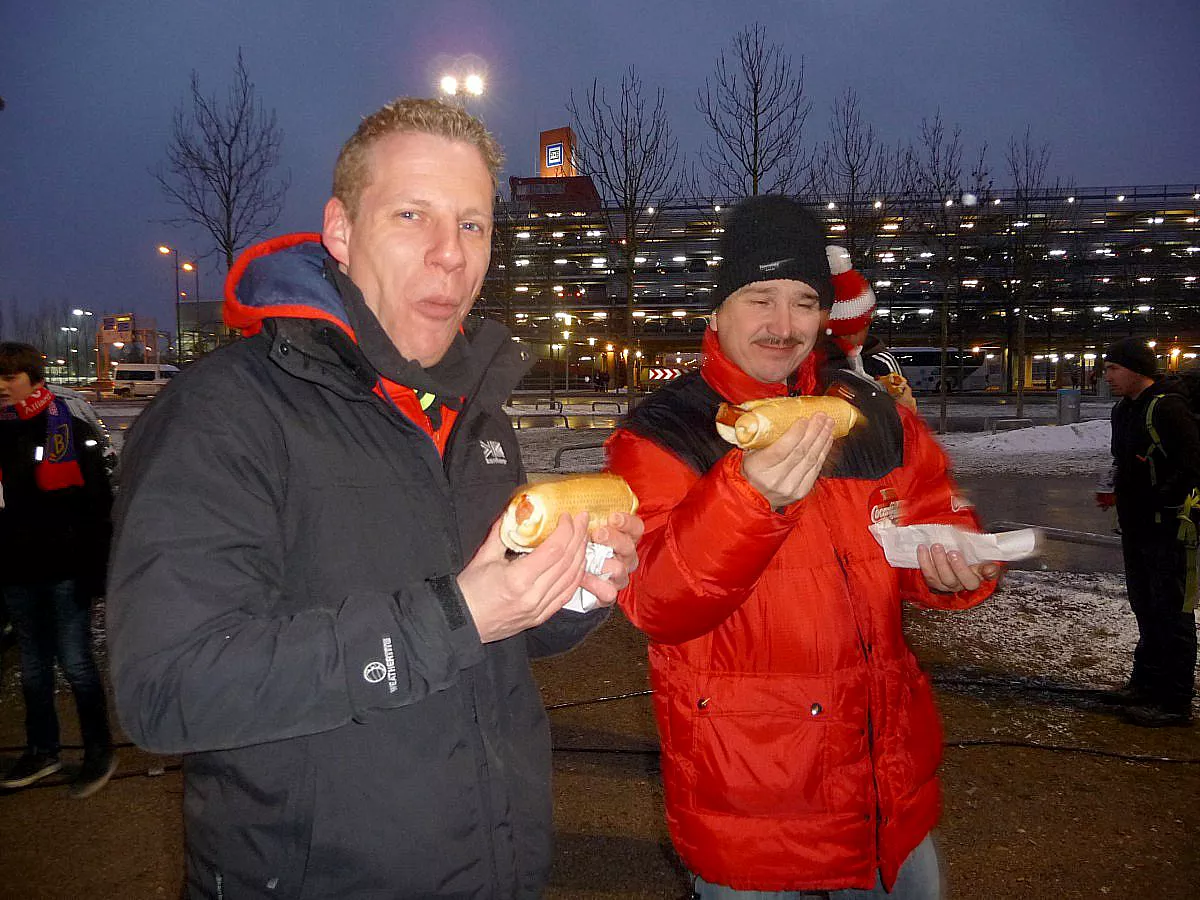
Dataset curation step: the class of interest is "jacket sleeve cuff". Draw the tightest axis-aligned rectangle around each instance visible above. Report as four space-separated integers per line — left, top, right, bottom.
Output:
340 579 484 719
899 566 1000 610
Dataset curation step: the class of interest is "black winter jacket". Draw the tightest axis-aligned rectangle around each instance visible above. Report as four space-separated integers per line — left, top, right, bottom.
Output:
0 403 112 591
1110 378 1200 535
108 239 607 899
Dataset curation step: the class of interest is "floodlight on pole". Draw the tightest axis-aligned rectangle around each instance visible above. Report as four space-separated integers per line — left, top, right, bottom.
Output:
437 61 486 108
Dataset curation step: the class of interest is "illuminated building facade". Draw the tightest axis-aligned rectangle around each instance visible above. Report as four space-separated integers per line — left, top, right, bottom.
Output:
479 181 1200 389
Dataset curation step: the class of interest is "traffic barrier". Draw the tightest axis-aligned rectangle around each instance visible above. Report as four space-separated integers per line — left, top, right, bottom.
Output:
553 440 607 468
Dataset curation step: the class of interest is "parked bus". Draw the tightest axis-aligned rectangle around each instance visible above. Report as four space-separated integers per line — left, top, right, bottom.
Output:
888 347 998 392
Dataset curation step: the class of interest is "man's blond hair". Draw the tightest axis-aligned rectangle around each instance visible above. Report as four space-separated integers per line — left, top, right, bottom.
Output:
333 97 504 219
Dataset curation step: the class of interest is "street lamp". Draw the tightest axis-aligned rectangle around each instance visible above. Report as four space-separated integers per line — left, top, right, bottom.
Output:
158 245 182 362
59 326 75 381
72 308 95 382
181 261 201 359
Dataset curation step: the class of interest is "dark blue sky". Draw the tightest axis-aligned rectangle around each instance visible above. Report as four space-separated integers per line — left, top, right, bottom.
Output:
3 0 1198 329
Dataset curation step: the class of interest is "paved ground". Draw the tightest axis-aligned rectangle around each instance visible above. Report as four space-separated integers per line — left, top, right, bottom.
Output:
2 594 1196 899
1 403 1196 899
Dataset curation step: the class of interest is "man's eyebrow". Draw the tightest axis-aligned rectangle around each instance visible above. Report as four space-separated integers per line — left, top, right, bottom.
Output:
739 284 773 297
387 195 491 221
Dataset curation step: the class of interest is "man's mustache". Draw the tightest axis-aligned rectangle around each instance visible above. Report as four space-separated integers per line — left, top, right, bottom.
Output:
754 336 802 348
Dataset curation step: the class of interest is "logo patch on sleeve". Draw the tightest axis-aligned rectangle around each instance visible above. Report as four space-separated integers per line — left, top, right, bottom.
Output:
363 637 398 693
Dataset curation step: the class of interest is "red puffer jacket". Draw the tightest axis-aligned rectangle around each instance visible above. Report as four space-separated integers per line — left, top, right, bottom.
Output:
607 332 995 893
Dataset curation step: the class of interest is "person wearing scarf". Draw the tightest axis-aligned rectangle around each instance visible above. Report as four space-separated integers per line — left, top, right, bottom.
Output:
823 244 916 412
0 342 116 798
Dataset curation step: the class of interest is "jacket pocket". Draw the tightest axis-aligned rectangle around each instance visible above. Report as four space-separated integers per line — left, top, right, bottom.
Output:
186 741 317 898
689 672 834 817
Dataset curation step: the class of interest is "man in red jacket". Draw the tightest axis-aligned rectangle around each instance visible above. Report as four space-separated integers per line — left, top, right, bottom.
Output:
607 195 1001 898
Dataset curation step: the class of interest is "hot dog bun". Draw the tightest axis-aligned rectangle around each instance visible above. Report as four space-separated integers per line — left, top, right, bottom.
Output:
500 474 639 552
716 395 864 450
875 373 917 412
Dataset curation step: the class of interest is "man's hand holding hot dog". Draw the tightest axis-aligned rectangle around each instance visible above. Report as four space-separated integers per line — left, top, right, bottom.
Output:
741 412 836 510
589 509 644 592
458 509 645 644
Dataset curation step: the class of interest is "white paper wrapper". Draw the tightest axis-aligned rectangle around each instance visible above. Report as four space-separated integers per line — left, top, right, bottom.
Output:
564 542 614 613
868 522 1040 569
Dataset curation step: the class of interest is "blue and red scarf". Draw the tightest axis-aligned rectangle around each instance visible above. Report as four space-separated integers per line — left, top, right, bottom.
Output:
0 385 85 492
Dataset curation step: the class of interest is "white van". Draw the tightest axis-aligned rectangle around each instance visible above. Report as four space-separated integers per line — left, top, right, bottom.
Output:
112 363 180 398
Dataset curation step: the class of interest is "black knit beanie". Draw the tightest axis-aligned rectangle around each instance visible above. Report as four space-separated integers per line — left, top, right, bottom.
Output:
714 195 833 308
1102 337 1158 378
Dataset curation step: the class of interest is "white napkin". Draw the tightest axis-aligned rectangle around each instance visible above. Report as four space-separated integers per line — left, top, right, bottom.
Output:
564 542 614 612
868 522 1040 569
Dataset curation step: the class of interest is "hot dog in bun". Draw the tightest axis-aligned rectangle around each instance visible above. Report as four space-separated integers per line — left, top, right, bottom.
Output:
500 474 639 552
716 396 864 450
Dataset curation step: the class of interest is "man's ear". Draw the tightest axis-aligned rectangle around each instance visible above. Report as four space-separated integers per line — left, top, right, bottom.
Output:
709 306 720 333
322 197 351 269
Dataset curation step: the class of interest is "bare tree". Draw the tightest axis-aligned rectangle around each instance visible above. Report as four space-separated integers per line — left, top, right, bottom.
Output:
816 88 903 264
156 50 290 271
0 298 98 381
569 66 679 390
1004 127 1073 417
696 24 812 197
901 111 990 432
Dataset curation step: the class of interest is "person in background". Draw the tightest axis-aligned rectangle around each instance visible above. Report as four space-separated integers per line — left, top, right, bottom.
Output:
607 196 1000 898
108 98 642 898
0 342 116 798
822 245 916 412
1096 337 1198 727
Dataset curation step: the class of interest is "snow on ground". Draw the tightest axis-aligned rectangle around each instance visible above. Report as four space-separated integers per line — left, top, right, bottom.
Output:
936 419 1110 476
908 570 1136 688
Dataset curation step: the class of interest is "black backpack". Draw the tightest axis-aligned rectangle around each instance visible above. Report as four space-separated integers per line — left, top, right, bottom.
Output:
1156 371 1200 423
1143 371 1200 611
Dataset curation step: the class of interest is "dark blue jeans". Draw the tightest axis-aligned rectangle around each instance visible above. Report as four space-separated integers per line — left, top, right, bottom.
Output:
2 579 112 757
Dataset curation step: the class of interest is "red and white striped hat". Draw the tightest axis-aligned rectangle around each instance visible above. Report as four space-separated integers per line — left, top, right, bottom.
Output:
825 245 876 336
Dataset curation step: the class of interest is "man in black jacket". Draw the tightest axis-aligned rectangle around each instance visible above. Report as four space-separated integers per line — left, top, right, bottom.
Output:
1097 337 1199 727
0 342 116 797
108 98 643 898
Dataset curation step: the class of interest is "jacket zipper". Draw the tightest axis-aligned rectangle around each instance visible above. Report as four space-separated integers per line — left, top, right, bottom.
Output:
366 388 507 893
833 548 884 868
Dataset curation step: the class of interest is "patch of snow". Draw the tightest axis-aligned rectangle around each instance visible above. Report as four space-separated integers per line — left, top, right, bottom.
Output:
909 571 1146 688
936 420 1111 477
